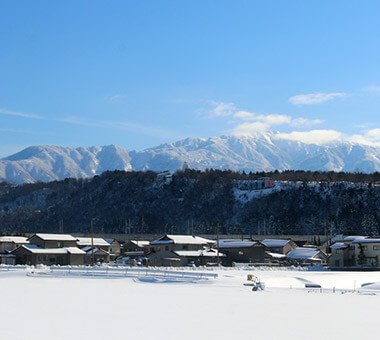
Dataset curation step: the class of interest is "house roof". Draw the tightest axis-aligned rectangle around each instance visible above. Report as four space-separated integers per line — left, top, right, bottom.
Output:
17 244 85 255
32 233 77 242
215 239 258 249
286 247 322 260
0 236 29 244
105 238 119 244
261 239 292 248
172 249 225 258
76 237 110 247
352 238 380 244
266 251 286 259
82 246 110 255
65 247 86 255
343 236 368 242
330 242 349 249
151 235 214 245
129 240 150 247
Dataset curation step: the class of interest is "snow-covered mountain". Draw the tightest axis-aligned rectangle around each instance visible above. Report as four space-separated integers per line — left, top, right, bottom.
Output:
131 134 380 173
2 133 380 183
0 145 131 184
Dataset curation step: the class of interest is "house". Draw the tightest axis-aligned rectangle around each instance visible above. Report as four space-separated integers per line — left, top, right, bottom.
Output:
328 235 370 269
286 247 327 265
124 240 150 253
105 239 121 259
261 239 297 254
329 242 355 268
170 248 224 266
11 244 85 266
147 234 215 266
0 236 29 253
82 246 110 264
123 240 150 259
28 233 78 249
351 238 380 268
0 254 16 265
76 237 111 252
214 239 267 265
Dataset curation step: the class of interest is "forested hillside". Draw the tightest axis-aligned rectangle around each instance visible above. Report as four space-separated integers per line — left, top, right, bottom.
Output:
0 169 379 235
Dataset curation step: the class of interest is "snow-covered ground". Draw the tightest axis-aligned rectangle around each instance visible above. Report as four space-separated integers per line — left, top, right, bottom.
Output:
1 267 379 340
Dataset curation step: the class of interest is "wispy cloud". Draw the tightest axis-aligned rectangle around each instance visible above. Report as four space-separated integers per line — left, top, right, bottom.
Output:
201 101 237 118
288 92 347 105
104 94 128 103
0 107 43 120
57 116 181 139
0 105 179 140
364 85 380 95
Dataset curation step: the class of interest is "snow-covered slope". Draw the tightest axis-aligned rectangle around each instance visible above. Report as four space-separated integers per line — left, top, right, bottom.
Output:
0 145 132 184
131 134 380 173
2 132 380 183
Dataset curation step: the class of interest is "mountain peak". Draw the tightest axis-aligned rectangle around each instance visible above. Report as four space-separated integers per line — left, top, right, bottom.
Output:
1 136 380 184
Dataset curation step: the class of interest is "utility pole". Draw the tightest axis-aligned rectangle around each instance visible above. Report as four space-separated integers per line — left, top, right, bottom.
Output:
90 218 95 266
216 223 220 266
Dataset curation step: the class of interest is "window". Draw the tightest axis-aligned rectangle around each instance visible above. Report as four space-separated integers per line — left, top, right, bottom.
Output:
165 246 169 251
182 245 188 250
335 260 340 267
335 249 341 254
373 245 380 251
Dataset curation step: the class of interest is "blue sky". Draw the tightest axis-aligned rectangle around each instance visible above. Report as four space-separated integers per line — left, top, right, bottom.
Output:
1 0 380 157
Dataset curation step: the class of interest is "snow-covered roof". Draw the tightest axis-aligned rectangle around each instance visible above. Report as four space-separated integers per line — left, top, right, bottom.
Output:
352 238 380 244
65 247 86 255
32 233 77 241
82 246 110 255
76 237 110 247
343 236 368 242
215 239 258 249
286 247 322 260
173 249 225 257
261 239 292 248
330 242 349 249
266 251 286 259
151 235 215 245
0 236 29 244
129 240 150 247
19 244 84 255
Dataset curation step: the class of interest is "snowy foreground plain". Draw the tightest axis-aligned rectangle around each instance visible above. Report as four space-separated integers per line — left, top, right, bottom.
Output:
1 267 380 340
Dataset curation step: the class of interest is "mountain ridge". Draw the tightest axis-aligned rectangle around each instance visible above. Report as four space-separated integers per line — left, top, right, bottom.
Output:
1 132 380 184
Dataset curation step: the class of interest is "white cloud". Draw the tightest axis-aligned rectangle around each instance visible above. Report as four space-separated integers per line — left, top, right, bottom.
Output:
349 129 380 146
105 94 128 103
203 101 237 118
290 118 324 128
276 130 344 145
231 122 270 136
204 101 324 137
0 107 43 120
233 110 254 119
288 92 347 105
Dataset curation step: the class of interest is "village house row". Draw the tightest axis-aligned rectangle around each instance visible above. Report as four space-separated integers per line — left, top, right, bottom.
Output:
0 233 379 269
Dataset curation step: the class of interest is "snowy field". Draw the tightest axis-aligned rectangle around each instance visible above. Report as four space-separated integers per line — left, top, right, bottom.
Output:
1 267 380 340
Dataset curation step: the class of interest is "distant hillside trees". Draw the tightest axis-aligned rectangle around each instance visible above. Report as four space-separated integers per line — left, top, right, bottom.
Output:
0 169 379 235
